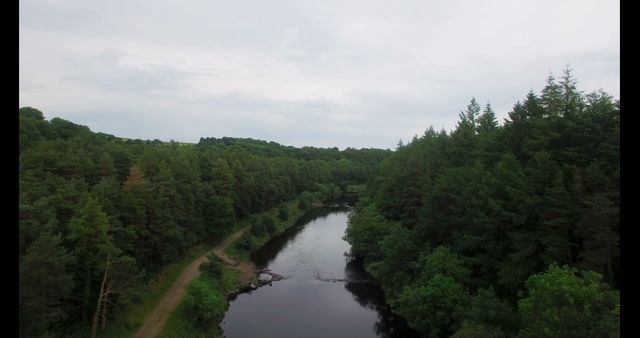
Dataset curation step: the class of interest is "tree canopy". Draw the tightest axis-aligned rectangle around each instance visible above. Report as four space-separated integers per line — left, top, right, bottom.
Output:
345 67 619 337
18 110 390 337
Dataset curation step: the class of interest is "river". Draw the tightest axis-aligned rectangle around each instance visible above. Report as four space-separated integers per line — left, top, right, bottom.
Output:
220 205 420 338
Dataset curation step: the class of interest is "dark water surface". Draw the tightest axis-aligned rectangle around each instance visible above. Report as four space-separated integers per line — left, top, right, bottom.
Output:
221 206 420 338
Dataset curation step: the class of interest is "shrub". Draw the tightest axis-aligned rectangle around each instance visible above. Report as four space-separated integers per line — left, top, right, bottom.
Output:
200 254 225 280
277 205 289 221
186 279 226 324
517 264 620 338
262 215 277 233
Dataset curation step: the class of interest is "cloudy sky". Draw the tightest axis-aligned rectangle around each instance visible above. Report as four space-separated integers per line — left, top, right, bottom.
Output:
19 0 619 150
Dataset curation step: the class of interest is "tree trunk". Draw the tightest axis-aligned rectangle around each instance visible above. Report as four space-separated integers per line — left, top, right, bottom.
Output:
82 269 91 324
101 288 109 329
607 240 614 286
91 254 111 338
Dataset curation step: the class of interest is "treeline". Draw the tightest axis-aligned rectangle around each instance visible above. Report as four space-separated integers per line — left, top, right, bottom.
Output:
345 68 620 337
18 109 390 338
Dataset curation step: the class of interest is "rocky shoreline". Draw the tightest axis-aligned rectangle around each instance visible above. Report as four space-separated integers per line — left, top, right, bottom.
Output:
224 268 288 298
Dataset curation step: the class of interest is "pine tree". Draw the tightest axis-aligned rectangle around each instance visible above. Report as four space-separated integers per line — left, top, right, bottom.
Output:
68 195 116 323
19 232 76 337
539 172 577 265
559 65 583 118
575 193 619 285
541 72 563 116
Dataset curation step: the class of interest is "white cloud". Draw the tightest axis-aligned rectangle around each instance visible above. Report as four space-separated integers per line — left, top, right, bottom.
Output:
19 0 620 149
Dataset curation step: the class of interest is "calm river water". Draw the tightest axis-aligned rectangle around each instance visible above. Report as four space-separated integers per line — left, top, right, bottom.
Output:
220 205 420 338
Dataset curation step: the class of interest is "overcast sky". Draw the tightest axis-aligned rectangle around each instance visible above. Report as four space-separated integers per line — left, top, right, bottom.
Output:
19 0 619 150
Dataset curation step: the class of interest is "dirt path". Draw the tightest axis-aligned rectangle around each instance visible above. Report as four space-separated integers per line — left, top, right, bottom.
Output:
212 228 257 285
133 226 256 338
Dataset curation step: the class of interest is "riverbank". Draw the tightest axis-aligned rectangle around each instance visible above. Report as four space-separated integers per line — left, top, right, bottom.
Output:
132 225 253 338
91 244 214 338
156 198 321 338
219 203 419 338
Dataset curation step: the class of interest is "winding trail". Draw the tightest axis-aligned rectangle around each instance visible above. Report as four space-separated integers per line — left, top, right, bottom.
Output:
133 226 256 338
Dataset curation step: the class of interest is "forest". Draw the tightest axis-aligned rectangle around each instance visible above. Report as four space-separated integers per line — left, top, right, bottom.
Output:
344 68 620 337
18 110 390 337
19 68 620 338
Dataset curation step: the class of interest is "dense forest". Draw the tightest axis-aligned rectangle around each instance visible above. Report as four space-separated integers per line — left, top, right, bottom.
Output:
345 68 620 337
18 110 390 338
19 67 620 338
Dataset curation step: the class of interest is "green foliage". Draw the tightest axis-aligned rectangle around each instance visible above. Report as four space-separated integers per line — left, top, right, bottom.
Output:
19 107 47 152
250 219 268 237
344 203 390 261
68 195 115 264
538 172 577 265
185 279 226 324
397 274 470 337
200 255 225 280
517 264 619 338
298 191 315 210
261 215 277 234
415 246 471 285
95 244 210 338
575 192 619 285
20 67 620 337
277 204 289 220
344 68 619 336
104 255 145 308
20 106 45 120
236 232 255 251
158 258 241 338
249 215 278 238
452 324 506 338
156 302 215 338
393 246 474 336
19 107 389 335
460 286 519 336
372 223 418 298
19 232 76 337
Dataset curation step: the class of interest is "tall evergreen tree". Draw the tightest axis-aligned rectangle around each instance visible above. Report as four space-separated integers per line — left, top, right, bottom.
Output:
67 195 116 323
19 232 76 337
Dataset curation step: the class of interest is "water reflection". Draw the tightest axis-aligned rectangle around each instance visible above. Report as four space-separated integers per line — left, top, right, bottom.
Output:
223 207 419 338
344 257 420 338
250 205 352 269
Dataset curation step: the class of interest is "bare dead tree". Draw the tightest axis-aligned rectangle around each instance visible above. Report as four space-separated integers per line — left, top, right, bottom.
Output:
91 253 111 338
91 254 142 337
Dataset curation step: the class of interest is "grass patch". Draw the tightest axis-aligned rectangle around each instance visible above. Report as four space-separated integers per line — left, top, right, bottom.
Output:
95 243 212 338
93 193 326 338
158 265 240 338
158 197 312 338
103 193 324 338
226 199 306 262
